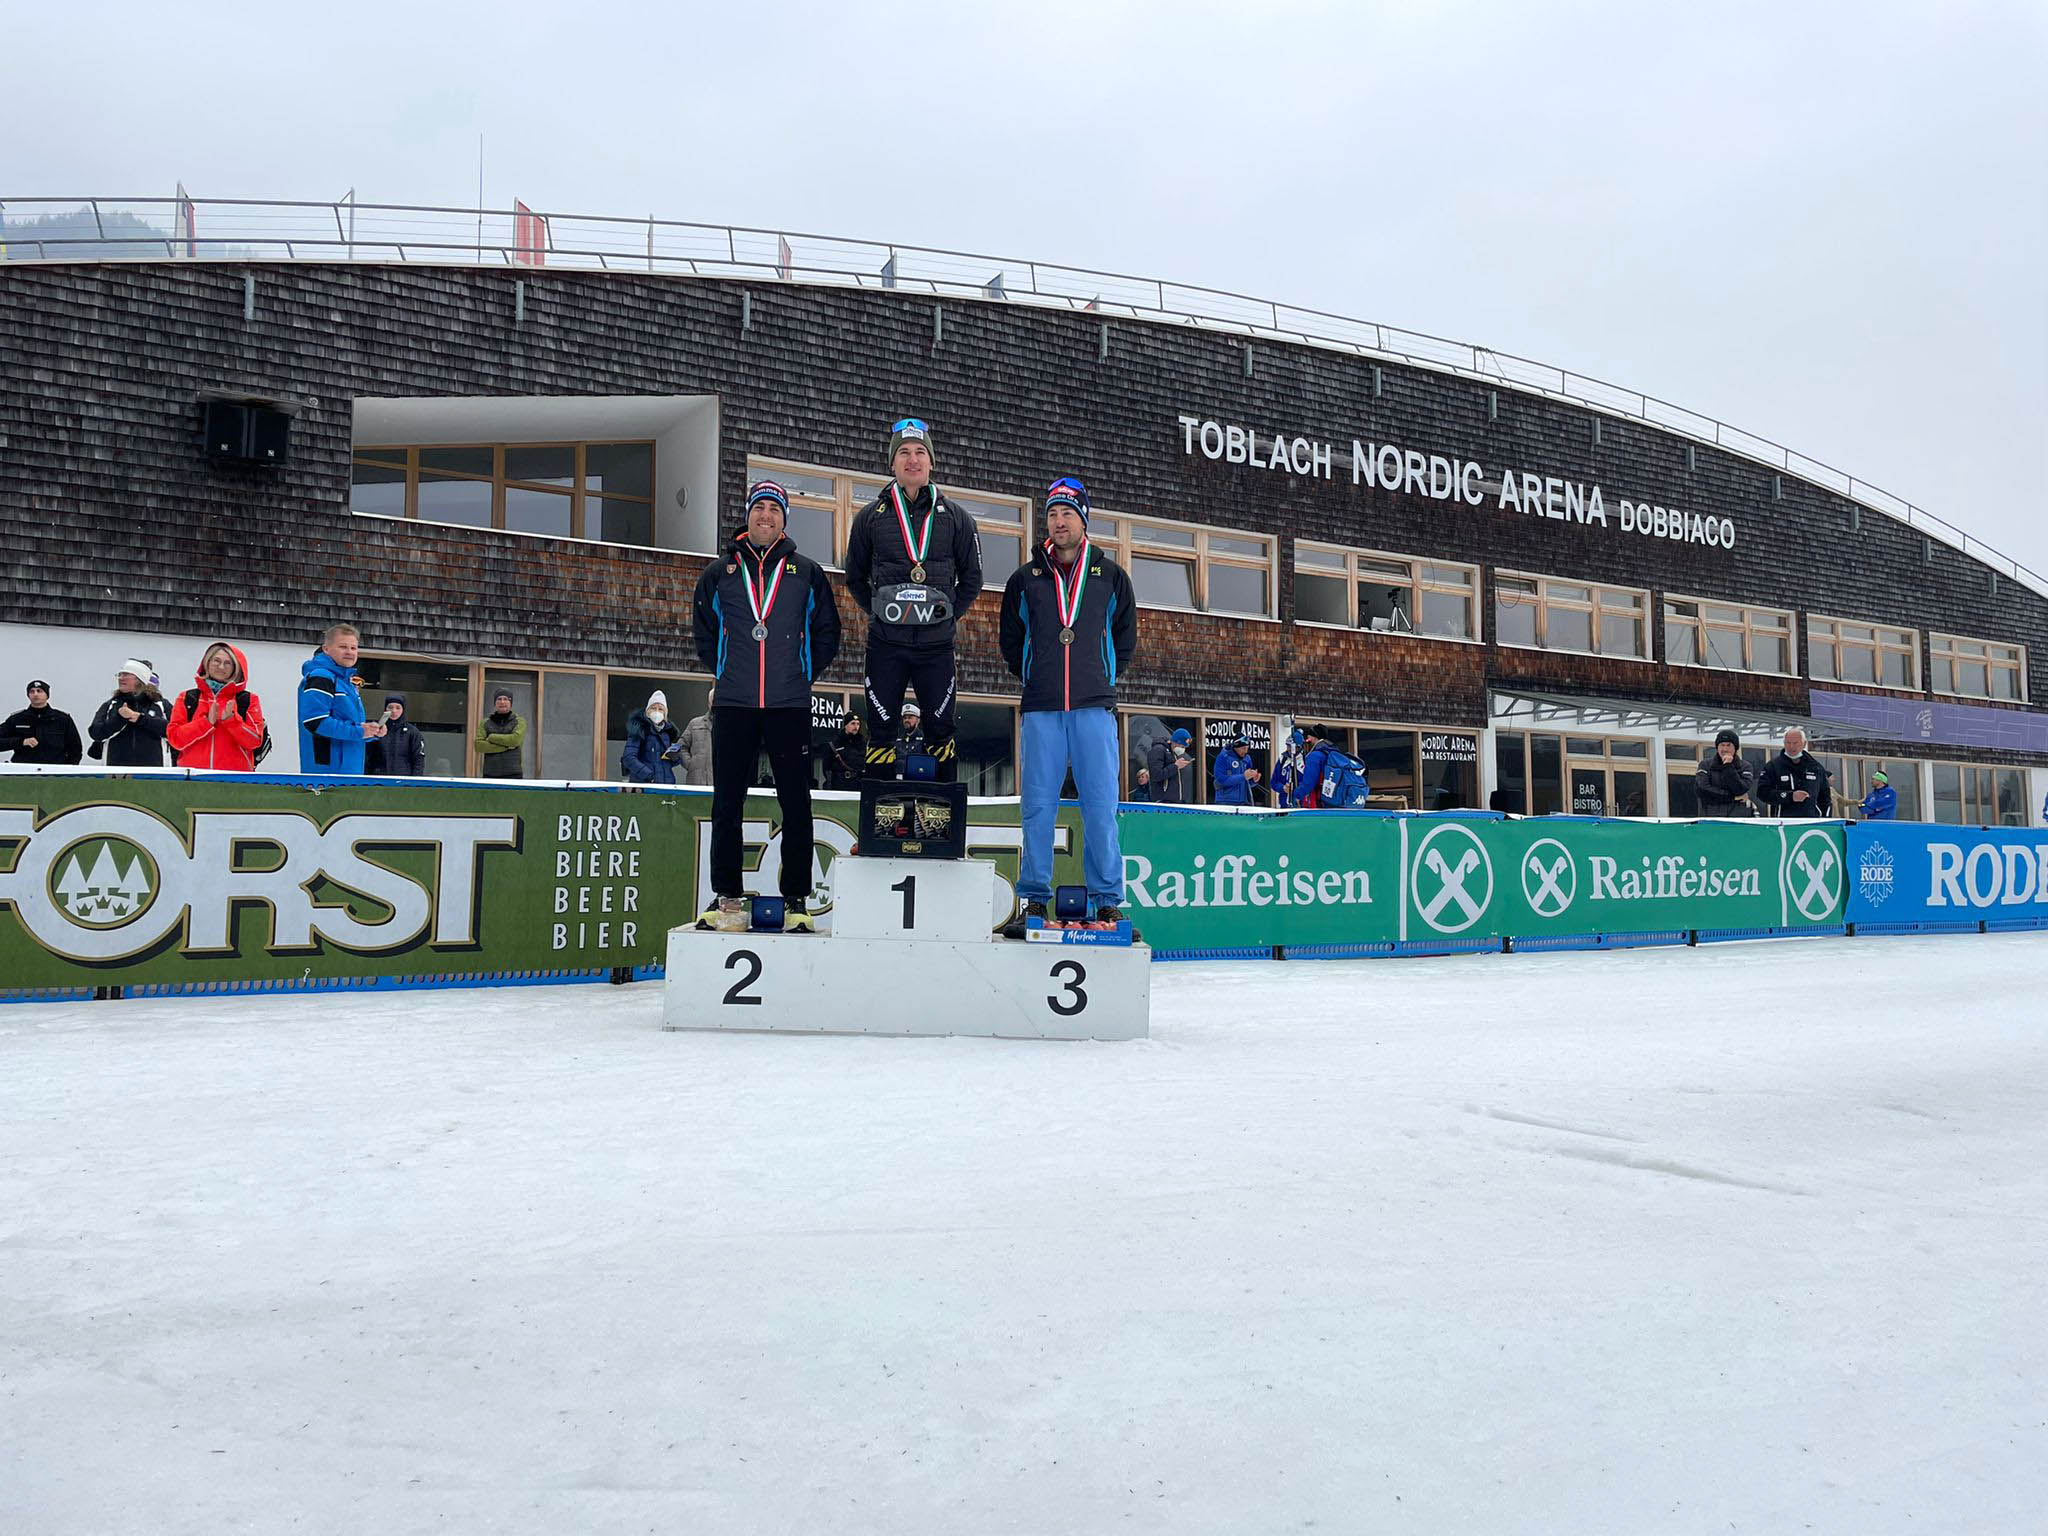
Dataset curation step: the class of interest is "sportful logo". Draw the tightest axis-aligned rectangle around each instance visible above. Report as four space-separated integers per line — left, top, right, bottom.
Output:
0 805 519 963
1927 842 2048 908
1521 838 1576 918
1784 828 1843 922
1857 843 1896 908
1409 823 1492 934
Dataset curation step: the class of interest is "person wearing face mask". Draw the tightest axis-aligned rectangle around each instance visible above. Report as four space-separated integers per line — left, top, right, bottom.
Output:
88 658 169 768
1693 730 1756 817
691 479 842 932
1 679 85 764
166 642 269 771
622 689 684 785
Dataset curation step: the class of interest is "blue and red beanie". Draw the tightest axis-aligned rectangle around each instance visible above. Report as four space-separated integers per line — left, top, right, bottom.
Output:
746 479 789 515
1045 475 1091 527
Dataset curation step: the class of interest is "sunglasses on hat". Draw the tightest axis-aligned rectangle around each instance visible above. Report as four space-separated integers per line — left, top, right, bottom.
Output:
892 417 931 434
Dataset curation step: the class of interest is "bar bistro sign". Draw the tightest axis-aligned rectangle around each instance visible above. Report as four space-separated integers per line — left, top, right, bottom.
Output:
1175 414 1739 551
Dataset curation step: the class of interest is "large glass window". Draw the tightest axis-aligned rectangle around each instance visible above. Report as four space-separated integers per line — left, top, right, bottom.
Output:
1815 753 1924 821
604 675 712 782
1929 633 2026 702
539 672 597 779
1808 616 1918 690
1494 571 1649 659
1201 717 1277 803
354 656 473 778
1492 730 1528 814
1292 542 1478 639
1419 732 1479 811
351 442 657 547
1931 763 2027 826
1663 596 1793 675
1123 712 1202 801
1087 513 1277 619
954 699 1019 796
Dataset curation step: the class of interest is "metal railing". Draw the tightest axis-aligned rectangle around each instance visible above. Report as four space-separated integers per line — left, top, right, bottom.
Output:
4 193 2041 598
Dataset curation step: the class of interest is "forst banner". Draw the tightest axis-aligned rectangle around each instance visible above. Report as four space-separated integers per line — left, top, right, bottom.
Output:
1115 809 1847 949
1846 821 2048 927
0 775 1082 991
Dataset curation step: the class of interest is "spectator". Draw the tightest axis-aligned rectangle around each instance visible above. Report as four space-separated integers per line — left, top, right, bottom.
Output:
901 701 928 760
1213 734 1260 805
998 475 1138 934
1147 727 1197 804
691 479 842 932
474 690 528 778
167 642 269 771
1127 764 1154 802
822 712 866 790
678 689 714 786
366 693 427 777
1289 728 1332 808
88 658 169 767
1859 768 1898 821
1693 730 1757 818
1 675 84 765
1755 727 1833 818
1 678 84 765
298 623 382 776
622 690 683 785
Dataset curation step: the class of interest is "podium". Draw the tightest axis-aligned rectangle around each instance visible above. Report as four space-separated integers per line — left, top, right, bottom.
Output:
663 855 1149 1042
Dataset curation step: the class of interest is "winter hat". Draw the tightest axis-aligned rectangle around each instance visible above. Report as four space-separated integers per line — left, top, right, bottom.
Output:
385 692 408 707
887 417 935 467
492 689 514 710
647 690 668 713
1233 734 1251 748
1714 729 1740 749
746 479 788 515
1170 727 1192 746
903 701 922 719
120 657 154 686
1044 475 1091 528
26 678 50 696
1871 769 1888 784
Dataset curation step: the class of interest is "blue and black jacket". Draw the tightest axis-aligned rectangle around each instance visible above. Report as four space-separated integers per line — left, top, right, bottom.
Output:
998 541 1138 713
297 648 368 775
692 529 842 712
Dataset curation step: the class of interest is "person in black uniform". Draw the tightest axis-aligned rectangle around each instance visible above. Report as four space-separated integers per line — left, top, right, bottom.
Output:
843 418 983 781
691 479 842 932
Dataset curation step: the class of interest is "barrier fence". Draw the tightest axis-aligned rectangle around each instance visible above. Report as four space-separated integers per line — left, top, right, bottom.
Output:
1 774 2041 1000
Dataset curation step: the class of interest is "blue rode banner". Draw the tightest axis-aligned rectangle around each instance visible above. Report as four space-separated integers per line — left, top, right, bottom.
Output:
1846 821 2048 928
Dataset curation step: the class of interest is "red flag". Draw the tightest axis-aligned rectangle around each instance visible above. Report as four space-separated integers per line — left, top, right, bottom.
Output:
513 200 548 267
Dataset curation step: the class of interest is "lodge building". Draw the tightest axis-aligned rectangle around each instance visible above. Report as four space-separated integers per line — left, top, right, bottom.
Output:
3 202 2044 825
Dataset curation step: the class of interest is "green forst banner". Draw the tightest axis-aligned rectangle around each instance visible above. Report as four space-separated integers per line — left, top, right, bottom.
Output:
1116 810 1846 950
0 777 1084 992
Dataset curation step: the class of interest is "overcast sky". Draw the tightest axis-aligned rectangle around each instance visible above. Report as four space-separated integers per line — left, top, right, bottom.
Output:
8 0 2044 576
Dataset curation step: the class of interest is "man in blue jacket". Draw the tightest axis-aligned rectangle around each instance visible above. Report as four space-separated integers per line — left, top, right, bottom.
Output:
1859 768 1898 820
998 476 1138 934
298 623 382 775
1214 735 1260 805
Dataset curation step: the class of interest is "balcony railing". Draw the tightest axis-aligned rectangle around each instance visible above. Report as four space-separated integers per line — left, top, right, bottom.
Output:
3 193 2040 599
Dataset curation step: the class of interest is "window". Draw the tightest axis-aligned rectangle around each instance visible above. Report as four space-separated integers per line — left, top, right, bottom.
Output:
351 442 657 547
1930 633 2026 702
605 675 711 782
1663 597 1793 675
1493 571 1650 659
1664 739 1770 818
1814 753 1924 822
1292 543 1479 639
1931 763 2026 827
745 457 1028 584
1807 616 1918 690
1088 513 1277 619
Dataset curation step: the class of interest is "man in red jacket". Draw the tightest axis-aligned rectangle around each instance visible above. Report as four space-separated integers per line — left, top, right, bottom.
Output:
166 642 269 771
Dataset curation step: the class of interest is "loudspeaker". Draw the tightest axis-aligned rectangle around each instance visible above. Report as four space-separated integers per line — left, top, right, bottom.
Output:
202 400 291 464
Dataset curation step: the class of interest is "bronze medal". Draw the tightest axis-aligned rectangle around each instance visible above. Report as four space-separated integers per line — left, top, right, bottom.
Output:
1059 626 1076 646
910 563 926 584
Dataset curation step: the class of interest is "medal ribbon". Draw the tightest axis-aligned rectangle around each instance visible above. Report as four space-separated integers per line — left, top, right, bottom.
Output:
890 483 935 568
741 543 787 631
1047 537 1092 629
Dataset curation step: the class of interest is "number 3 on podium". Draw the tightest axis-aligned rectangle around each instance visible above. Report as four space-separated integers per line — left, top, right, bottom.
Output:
1047 959 1087 1016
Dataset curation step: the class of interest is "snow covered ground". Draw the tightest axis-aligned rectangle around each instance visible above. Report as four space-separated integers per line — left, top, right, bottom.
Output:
3 934 2044 1535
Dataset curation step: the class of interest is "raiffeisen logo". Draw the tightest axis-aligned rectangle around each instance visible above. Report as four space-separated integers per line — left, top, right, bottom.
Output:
1124 852 1371 909
1928 842 2048 908
0 804 519 963
1589 853 1762 901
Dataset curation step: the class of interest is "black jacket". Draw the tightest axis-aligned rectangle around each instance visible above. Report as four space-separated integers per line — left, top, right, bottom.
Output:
999 542 1138 713
1694 751 1757 816
693 529 843 712
1756 750 1833 817
821 728 865 790
89 690 169 767
1147 738 1197 804
844 483 985 650
1 703 85 764
368 718 428 776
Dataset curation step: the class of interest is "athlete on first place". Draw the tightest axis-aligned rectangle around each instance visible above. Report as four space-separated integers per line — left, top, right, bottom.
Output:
843 418 984 781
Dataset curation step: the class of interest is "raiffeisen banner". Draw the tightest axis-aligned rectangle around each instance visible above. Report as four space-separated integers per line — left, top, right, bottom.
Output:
1847 822 2048 928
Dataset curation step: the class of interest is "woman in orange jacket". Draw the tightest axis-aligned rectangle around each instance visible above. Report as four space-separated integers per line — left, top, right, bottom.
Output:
166 642 269 771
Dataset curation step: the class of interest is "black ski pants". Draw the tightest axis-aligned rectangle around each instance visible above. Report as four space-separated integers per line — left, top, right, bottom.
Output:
863 637 957 781
708 707 814 902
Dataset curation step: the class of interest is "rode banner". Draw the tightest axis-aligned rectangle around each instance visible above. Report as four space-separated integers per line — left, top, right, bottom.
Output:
1847 821 2048 927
